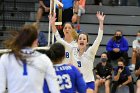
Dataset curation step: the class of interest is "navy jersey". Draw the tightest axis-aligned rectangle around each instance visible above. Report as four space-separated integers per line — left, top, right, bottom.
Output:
114 66 131 82
43 64 86 93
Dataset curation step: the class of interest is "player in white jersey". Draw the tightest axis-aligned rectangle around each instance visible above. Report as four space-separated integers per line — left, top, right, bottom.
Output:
49 11 105 93
59 22 78 64
0 24 60 93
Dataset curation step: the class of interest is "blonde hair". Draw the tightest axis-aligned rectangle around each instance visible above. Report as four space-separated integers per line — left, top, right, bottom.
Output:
71 29 78 40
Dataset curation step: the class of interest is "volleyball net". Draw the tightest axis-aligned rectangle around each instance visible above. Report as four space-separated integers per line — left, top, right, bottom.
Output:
0 0 63 54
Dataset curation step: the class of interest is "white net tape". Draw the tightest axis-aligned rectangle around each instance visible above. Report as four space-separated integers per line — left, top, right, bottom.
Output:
0 46 50 54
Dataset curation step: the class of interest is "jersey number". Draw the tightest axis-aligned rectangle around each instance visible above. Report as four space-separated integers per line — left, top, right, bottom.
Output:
77 61 81 67
65 52 69 58
57 74 72 90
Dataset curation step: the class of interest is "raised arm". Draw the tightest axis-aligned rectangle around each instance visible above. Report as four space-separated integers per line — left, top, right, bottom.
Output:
87 11 105 57
49 14 73 50
97 11 105 31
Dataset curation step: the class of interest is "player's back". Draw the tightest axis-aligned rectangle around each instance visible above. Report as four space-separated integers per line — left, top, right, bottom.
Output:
54 64 86 93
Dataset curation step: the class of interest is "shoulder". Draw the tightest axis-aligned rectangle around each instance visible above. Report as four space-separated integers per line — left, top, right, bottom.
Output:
108 38 113 42
124 67 131 75
36 52 53 66
124 66 130 71
122 37 128 41
0 53 12 61
71 65 78 70
114 67 118 72
107 63 112 67
0 53 13 66
97 62 102 66
70 65 81 73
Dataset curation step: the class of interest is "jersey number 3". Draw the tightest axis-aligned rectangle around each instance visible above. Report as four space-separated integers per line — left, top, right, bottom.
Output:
57 74 72 90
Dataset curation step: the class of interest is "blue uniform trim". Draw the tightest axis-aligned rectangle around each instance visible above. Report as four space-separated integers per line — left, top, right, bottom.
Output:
23 63 28 76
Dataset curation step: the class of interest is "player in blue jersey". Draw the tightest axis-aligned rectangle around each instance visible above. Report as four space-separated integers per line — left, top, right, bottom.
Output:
41 43 86 93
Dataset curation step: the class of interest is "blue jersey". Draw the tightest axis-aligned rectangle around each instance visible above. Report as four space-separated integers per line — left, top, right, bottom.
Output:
43 64 86 93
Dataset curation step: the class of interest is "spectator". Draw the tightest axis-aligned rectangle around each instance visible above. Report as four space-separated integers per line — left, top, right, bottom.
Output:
38 31 47 47
0 24 60 93
56 0 79 24
111 57 134 93
36 0 50 23
106 30 129 65
56 0 79 37
76 0 86 31
36 0 79 37
130 31 140 70
95 52 113 93
42 43 87 93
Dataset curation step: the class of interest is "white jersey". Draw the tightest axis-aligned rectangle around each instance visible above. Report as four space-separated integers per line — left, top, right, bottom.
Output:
54 28 103 82
0 48 60 93
133 39 140 49
63 40 77 64
55 33 78 64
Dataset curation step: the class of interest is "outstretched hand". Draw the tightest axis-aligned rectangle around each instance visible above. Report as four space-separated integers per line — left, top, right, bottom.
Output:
48 13 57 26
96 11 105 22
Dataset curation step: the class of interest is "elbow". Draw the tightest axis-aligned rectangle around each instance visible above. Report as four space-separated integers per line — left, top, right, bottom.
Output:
127 76 133 84
129 77 132 83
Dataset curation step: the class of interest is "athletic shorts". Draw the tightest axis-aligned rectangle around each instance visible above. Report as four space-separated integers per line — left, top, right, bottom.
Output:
86 81 95 90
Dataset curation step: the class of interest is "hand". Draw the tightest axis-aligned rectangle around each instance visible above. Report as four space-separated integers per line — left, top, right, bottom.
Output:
99 78 105 85
48 13 57 26
102 78 106 83
113 48 120 52
96 11 105 22
118 68 123 73
118 84 123 88
99 79 103 85
44 7 50 12
72 14 77 23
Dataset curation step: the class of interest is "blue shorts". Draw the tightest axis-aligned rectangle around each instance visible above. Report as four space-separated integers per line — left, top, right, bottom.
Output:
86 81 95 90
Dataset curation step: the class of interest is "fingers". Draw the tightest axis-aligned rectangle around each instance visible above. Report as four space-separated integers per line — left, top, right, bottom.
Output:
96 11 105 17
48 13 56 20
